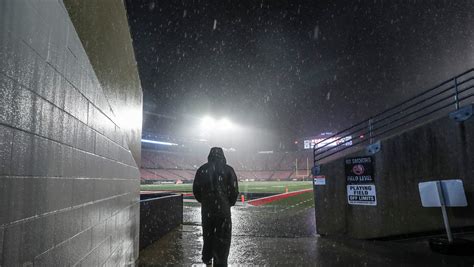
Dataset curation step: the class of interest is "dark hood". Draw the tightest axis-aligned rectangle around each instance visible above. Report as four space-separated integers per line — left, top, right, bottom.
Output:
207 147 226 164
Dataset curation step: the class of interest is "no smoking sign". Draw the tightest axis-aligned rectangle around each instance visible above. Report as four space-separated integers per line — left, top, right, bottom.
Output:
345 156 374 184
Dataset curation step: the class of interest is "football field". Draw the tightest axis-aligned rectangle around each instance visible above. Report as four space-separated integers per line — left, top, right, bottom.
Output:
141 181 314 209
140 180 313 194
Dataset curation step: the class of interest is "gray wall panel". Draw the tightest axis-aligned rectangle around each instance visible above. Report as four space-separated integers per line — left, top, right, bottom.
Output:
0 126 13 176
0 226 3 265
0 74 14 124
82 203 100 231
0 0 141 265
0 179 5 225
2 177 38 223
2 222 21 266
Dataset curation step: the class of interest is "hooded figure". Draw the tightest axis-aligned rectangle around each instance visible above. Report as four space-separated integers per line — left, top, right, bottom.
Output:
193 147 239 266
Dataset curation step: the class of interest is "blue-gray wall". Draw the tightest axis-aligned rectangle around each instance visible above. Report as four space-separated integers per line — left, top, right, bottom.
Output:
0 0 141 265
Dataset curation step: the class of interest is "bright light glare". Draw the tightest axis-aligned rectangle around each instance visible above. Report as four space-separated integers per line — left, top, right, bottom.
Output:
201 116 216 129
200 116 235 131
219 118 233 130
141 139 178 146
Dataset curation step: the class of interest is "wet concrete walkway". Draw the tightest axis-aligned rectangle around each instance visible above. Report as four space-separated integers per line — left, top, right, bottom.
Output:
139 204 474 266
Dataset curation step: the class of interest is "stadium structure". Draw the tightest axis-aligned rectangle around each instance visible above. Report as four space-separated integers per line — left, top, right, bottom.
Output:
139 131 352 184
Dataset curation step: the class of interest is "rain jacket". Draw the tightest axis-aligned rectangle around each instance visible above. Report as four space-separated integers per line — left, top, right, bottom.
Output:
193 147 239 217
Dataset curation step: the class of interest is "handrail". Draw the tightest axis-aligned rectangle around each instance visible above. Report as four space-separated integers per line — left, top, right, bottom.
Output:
313 68 474 165
314 83 474 158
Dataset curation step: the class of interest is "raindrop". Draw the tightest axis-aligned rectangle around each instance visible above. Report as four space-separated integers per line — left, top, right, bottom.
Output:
148 2 155 11
313 25 319 40
213 19 217 30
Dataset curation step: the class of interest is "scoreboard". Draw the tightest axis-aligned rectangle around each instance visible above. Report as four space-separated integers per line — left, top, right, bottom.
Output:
303 136 352 150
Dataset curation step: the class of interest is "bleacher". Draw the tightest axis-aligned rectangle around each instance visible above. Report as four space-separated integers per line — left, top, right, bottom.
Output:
140 149 313 183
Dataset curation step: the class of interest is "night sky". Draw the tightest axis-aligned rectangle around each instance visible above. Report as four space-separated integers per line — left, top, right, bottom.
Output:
125 0 474 142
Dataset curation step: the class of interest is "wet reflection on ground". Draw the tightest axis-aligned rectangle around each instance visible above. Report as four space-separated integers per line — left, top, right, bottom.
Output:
184 202 316 238
139 204 474 266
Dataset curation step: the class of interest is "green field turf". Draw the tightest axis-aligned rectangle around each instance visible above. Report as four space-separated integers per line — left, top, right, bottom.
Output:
140 181 313 194
263 191 314 208
239 181 312 193
141 183 193 192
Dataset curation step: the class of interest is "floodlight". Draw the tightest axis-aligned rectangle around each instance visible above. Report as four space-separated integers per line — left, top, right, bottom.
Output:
201 116 216 129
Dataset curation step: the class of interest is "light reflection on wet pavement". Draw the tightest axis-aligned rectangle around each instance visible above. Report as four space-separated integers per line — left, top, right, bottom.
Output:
139 204 474 266
184 203 317 238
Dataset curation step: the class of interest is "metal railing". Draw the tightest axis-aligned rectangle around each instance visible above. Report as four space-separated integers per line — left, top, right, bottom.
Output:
313 68 474 165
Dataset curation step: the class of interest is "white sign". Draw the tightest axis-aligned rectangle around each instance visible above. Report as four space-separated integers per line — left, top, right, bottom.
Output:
347 184 377 206
419 179 467 207
313 175 326 185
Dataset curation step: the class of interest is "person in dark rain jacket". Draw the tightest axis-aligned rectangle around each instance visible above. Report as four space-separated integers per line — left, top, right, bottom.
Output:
193 147 239 266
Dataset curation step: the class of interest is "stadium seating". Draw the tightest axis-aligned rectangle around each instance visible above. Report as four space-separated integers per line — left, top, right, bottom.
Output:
140 149 313 182
271 171 293 180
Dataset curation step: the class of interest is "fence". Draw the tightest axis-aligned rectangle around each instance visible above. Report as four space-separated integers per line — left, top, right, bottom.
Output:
313 68 474 165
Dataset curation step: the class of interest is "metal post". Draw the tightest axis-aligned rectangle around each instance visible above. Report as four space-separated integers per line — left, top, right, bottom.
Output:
313 144 316 167
295 158 298 177
436 181 453 243
306 157 309 178
368 118 374 144
454 77 460 110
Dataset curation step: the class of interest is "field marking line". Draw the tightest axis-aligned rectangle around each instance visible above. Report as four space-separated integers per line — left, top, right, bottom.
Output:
247 188 313 206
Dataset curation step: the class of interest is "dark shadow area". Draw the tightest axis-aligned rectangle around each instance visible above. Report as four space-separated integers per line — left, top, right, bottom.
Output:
140 193 183 250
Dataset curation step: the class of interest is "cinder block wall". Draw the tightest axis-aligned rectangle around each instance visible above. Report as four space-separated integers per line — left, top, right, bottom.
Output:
314 115 474 239
63 0 143 167
0 1 140 266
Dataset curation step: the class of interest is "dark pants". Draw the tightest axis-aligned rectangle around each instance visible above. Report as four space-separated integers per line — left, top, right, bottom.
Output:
201 214 232 266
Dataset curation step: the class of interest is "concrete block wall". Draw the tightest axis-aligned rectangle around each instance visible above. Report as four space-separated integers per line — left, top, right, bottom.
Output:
63 0 143 167
0 0 140 266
